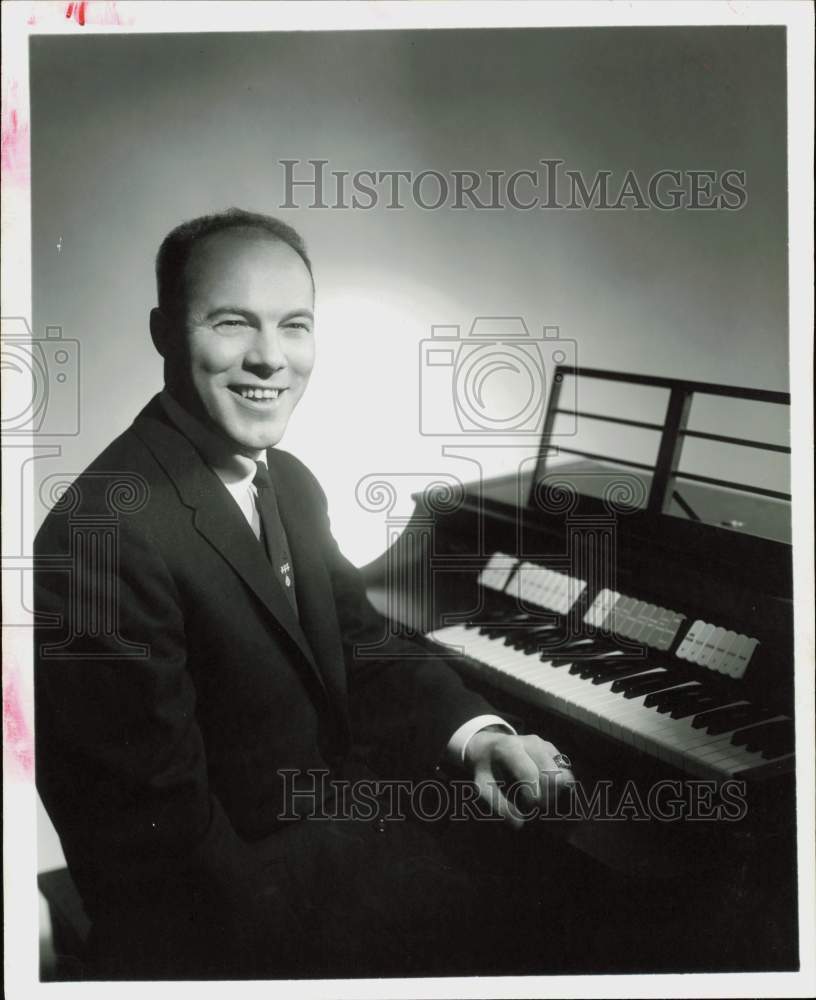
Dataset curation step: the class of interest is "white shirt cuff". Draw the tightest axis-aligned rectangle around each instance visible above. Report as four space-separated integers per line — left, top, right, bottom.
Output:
446 714 517 768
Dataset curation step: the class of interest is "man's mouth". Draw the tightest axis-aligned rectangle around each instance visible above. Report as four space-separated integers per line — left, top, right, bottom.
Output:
229 385 287 402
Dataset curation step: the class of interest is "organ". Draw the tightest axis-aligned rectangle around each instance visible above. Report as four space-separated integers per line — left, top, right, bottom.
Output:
363 366 798 971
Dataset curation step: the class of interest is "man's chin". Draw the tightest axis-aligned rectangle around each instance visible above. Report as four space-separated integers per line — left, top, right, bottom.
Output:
229 424 286 455
201 398 289 454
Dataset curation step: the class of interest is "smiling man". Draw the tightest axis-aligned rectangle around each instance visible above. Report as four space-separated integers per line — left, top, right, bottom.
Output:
152 224 316 455
34 209 575 980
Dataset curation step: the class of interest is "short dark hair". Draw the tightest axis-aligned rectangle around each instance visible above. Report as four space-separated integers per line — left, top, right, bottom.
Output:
155 208 313 317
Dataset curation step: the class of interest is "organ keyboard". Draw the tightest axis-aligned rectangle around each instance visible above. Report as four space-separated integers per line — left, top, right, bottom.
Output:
427 553 793 782
363 461 796 792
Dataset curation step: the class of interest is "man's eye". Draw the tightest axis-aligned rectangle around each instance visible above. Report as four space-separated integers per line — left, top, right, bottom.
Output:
284 321 311 332
216 319 250 330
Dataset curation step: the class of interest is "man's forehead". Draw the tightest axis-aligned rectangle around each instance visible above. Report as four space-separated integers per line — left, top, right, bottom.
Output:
183 229 312 298
188 228 304 271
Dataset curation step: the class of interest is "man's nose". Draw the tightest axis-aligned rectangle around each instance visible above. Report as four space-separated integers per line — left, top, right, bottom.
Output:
244 325 287 373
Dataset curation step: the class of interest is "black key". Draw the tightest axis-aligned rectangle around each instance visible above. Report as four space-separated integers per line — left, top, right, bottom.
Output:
761 739 795 759
509 624 564 648
715 705 777 735
732 719 792 748
644 684 701 710
569 659 608 675
669 691 731 719
611 669 663 690
577 661 608 678
588 663 649 684
511 629 558 653
539 648 568 661
627 683 688 702
654 692 699 715
745 726 794 756
693 703 773 735
613 672 672 696
545 655 574 668
591 666 654 687
481 614 535 637
545 645 600 669
760 739 796 760
487 623 523 638
510 620 561 638
589 663 655 685
691 702 748 730
669 684 728 707
560 641 607 659
567 651 627 674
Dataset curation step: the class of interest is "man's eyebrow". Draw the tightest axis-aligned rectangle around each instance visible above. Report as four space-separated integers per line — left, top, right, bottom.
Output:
205 306 258 321
204 307 314 322
280 308 314 323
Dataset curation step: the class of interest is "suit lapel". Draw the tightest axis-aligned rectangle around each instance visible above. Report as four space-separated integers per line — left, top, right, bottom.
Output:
131 399 328 699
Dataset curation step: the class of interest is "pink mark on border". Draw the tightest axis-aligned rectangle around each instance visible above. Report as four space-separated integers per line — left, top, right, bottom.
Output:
65 1 129 27
27 1 131 28
66 1 87 25
1 78 30 191
3 663 34 781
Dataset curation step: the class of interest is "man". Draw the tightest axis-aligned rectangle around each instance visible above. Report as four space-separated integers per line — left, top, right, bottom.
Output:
35 209 575 979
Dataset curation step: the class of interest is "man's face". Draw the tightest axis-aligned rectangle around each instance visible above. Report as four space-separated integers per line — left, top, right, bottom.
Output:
170 230 315 455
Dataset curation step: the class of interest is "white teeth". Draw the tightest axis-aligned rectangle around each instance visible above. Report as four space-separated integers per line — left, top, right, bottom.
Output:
238 388 281 400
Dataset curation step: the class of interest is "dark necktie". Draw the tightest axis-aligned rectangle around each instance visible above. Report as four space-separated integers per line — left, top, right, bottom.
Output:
253 461 298 615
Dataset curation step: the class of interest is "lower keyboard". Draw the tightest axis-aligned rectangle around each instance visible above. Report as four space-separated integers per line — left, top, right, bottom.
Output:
429 624 794 781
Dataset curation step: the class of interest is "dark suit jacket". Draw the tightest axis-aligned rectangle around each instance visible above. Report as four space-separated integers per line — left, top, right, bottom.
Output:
34 395 493 975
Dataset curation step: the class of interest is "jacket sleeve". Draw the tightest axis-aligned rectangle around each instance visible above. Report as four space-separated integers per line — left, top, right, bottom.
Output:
34 509 301 975
294 463 498 776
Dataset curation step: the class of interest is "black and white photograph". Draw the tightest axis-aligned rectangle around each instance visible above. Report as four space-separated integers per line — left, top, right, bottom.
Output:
2 2 814 997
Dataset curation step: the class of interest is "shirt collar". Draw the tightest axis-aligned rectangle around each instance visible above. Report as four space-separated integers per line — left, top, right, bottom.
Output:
159 389 259 488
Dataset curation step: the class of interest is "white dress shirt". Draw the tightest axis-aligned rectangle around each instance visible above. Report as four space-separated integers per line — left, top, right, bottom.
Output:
159 390 515 765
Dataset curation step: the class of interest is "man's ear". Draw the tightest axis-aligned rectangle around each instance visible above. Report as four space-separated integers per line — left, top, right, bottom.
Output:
149 307 173 359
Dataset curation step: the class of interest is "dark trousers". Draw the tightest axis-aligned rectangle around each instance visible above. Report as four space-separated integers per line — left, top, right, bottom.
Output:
85 809 607 980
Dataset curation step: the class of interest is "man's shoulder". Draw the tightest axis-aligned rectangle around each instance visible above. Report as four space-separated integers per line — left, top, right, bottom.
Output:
267 447 325 498
36 398 181 543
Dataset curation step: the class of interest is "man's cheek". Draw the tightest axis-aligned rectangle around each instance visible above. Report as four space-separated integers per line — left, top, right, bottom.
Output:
291 341 316 376
205 346 240 373
189 333 241 374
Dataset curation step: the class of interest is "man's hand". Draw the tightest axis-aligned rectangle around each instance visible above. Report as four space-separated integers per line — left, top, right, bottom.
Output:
464 728 575 829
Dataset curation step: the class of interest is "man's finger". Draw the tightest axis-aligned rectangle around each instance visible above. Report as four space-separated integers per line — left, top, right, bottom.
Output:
521 735 573 775
514 737 576 808
473 765 529 829
493 740 544 802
